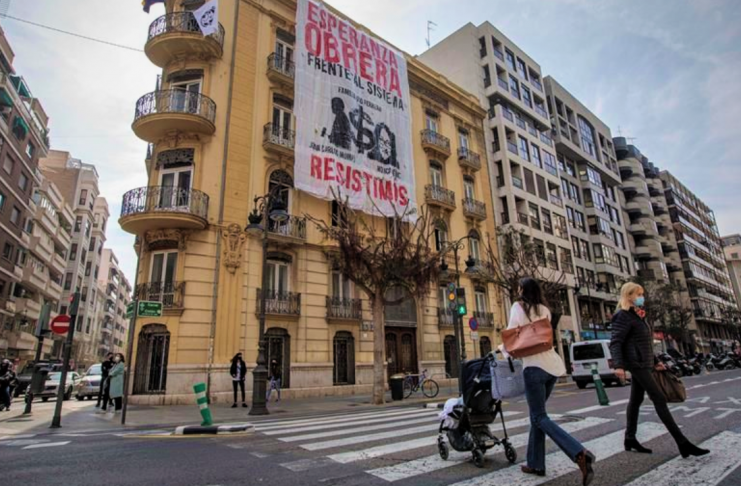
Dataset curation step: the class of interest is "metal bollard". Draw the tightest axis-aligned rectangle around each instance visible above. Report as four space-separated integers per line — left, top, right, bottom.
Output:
193 383 213 426
591 364 610 406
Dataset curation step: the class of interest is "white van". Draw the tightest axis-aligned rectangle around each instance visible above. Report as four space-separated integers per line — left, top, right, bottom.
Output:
569 340 627 389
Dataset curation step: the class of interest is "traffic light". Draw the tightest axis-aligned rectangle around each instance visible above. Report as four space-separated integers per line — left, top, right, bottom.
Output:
456 288 467 316
69 291 81 316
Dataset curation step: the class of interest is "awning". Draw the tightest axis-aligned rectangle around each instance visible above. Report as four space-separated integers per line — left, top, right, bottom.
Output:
13 116 29 137
0 88 12 108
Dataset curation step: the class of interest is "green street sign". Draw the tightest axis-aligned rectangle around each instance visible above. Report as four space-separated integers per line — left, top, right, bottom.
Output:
126 303 135 319
138 301 162 318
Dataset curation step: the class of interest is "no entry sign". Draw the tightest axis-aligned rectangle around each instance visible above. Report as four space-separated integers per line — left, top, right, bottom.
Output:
50 315 71 335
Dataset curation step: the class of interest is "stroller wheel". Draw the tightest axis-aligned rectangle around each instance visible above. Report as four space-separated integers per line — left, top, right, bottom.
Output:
472 449 485 468
438 441 449 461
504 442 517 464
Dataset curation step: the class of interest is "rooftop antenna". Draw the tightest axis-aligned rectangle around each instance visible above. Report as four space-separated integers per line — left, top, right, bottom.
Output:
426 21 437 48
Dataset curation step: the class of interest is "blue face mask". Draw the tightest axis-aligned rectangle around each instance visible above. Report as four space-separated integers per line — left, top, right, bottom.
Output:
634 296 645 308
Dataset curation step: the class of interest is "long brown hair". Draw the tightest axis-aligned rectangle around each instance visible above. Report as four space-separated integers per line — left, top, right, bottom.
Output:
518 278 549 320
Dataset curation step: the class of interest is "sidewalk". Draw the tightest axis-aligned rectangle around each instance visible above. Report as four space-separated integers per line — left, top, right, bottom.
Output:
0 389 458 437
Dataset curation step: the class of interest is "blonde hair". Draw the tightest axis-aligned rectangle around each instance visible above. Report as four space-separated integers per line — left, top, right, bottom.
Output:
619 282 644 311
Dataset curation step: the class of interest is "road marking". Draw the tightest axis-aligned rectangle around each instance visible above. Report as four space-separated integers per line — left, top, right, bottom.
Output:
22 441 71 450
329 436 438 464
715 397 741 405
568 398 629 415
0 439 49 447
279 415 440 442
445 422 667 486
714 408 741 419
368 417 613 482
280 457 336 472
253 408 425 427
669 406 710 418
0 434 36 441
623 431 741 485
260 408 437 433
303 415 544 452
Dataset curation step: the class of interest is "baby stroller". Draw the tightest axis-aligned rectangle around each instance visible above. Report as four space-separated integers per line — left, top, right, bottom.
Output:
437 353 517 468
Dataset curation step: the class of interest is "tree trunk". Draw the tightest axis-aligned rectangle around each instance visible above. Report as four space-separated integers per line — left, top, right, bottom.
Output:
372 297 385 405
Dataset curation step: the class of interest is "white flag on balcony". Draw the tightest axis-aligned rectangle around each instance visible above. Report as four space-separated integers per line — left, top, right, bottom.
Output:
194 0 219 36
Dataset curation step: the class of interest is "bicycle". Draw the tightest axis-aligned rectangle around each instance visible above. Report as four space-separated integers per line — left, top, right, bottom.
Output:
402 369 439 399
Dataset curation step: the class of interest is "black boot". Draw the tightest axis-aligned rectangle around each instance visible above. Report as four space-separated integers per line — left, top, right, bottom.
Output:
624 438 652 454
678 441 710 458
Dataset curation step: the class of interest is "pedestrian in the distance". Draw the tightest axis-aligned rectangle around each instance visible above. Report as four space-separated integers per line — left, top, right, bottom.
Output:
611 282 710 458
501 278 595 485
230 352 248 408
107 353 125 414
0 360 13 412
267 359 281 402
96 353 114 411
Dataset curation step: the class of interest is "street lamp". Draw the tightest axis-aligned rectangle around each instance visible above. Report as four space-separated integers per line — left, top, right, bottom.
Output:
439 237 477 394
246 188 289 416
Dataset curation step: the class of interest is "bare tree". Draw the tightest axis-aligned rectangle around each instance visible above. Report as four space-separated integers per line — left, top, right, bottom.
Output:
307 197 442 405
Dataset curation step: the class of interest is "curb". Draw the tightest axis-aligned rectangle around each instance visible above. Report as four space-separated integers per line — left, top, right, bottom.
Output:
174 423 254 436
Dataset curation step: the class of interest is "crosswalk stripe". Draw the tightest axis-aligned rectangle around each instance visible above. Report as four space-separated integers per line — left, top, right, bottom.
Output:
368 417 613 482
329 435 438 464
22 441 71 450
279 415 441 442
259 408 436 433
567 398 629 415
623 431 741 486
253 408 422 427
302 414 539 452
445 422 667 486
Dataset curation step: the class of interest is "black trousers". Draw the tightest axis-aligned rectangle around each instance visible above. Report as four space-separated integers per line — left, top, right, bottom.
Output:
233 380 245 403
100 382 112 410
625 368 686 445
113 397 122 411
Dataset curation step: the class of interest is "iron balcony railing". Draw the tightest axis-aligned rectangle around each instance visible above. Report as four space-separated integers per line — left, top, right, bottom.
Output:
457 147 482 171
268 215 306 240
257 289 301 316
120 186 209 220
326 296 362 320
421 129 451 153
473 311 495 328
425 184 456 208
134 89 216 125
267 53 295 79
263 123 295 150
136 281 185 309
438 308 456 327
463 198 487 219
147 12 225 47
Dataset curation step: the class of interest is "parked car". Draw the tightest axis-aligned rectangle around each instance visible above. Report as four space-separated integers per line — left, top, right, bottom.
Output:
13 360 64 397
38 371 81 402
570 340 630 389
75 364 103 401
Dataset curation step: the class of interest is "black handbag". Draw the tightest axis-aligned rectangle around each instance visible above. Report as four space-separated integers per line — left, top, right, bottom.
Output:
653 369 686 403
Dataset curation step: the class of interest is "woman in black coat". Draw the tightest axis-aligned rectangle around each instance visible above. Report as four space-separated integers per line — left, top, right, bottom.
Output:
610 282 708 458
230 353 248 409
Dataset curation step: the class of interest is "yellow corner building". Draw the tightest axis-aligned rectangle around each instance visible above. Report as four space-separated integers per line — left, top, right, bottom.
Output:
120 0 504 404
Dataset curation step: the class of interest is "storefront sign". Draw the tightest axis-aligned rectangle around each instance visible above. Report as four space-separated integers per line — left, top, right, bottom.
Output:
294 0 416 219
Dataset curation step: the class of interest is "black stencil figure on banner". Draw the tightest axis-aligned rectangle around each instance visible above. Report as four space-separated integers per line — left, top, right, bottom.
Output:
325 97 353 149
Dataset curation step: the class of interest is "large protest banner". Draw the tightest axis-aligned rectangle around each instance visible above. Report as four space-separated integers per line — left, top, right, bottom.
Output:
294 0 416 219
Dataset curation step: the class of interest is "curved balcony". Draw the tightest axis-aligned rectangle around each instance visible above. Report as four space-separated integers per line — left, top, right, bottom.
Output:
132 90 216 143
119 186 209 234
421 129 451 159
425 184 456 211
462 198 487 221
145 12 225 67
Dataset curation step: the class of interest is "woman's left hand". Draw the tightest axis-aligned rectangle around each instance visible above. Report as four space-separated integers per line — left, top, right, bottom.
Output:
655 363 666 371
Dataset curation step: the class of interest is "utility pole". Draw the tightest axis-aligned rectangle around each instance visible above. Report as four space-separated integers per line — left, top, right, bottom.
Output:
50 290 80 428
121 239 143 425
23 303 51 415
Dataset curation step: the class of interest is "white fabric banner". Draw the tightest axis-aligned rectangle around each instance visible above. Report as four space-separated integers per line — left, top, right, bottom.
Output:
294 0 416 219
194 0 219 36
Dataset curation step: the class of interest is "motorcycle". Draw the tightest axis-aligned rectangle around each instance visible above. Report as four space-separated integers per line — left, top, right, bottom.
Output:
709 353 736 371
657 353 684 377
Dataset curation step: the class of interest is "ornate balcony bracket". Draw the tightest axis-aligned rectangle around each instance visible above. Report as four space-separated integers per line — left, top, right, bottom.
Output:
222 222 247 274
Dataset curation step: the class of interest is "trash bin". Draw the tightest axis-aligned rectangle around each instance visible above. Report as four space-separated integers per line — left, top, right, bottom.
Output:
30 366 50 395
390 374 405 401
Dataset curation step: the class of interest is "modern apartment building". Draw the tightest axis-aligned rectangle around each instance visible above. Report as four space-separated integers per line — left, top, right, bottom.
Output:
0 26 52 362
39 150 110 369
98 249 132 357
419 24 584 356
661 171 737 352
121 0 504 403
544 77 633 337
722 234 741 310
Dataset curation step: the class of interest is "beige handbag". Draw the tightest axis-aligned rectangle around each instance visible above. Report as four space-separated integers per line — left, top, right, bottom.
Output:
501 316 553 359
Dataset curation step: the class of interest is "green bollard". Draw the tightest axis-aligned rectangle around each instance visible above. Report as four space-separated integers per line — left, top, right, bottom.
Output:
193 383 213 426
591 364 610 406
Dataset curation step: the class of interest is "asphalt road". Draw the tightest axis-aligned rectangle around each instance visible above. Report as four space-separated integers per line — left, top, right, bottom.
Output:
3 369 741 486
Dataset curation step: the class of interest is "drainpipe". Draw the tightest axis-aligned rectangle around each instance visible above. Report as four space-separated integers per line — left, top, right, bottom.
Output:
206 0 240 402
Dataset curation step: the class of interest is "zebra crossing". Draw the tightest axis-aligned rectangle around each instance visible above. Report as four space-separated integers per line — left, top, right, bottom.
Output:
249 406 741 485
0 434 72 450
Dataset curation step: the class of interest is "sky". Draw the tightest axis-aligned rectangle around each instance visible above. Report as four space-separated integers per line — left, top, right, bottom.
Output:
2 0 740 282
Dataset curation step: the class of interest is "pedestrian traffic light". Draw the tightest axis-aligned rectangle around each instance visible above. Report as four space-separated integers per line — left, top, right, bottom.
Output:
456 288 467 316
68 291 80 316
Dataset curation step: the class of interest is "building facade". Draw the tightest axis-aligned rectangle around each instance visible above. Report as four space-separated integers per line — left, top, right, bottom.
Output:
722 234 741 311
544 77 633 339
39 150 110 369
121 0 504 404
0 26 53 362
97 249 132 357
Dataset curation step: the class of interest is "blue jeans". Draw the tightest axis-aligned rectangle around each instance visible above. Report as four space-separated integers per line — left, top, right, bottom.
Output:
524 367 584 471
267 378 281 401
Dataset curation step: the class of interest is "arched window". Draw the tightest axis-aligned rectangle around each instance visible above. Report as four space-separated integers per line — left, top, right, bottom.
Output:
479 336 492 357
268 170 293 209
266 327 291 388
333 331 355 385
134 324 170 395
443 335 459 378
